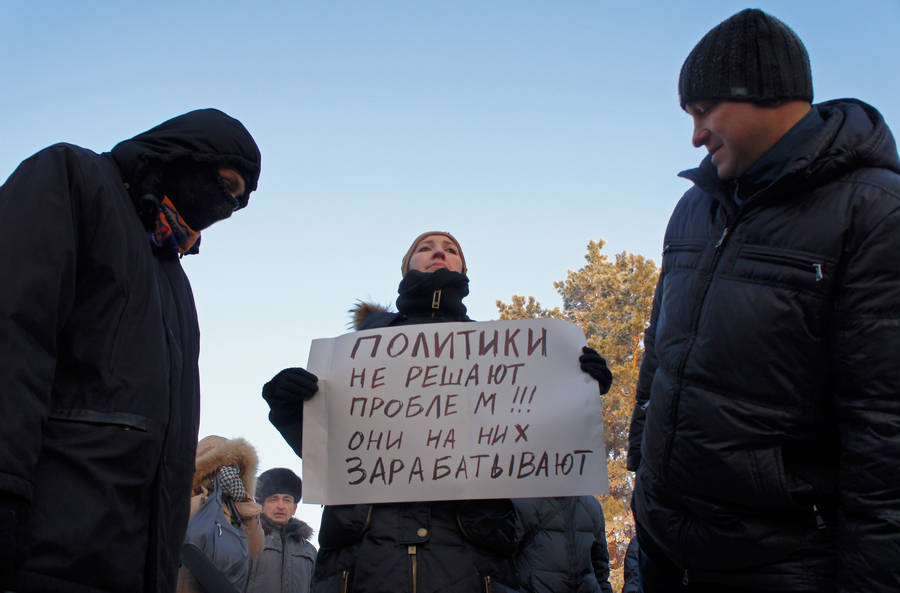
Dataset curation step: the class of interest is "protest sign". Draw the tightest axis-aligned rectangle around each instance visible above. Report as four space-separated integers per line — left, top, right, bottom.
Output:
301 318 607 505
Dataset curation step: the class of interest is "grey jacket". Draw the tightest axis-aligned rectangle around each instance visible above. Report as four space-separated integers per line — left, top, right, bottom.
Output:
246 515 317 593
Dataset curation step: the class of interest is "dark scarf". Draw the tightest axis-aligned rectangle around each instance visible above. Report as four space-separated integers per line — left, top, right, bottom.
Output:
395 269 470 323
148 196 201 255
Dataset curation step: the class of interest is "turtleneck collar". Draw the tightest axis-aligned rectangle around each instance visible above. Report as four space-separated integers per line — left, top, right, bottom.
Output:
733 106 824 204
395 269 470 323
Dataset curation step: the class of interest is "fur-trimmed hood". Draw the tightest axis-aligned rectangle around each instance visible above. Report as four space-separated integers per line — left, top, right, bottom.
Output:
192 435 259 495
350 301 390 330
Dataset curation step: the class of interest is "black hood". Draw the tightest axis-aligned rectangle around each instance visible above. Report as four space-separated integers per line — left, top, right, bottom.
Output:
109 108 261 194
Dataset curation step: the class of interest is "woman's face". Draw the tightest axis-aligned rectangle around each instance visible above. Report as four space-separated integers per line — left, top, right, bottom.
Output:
407 234 463 273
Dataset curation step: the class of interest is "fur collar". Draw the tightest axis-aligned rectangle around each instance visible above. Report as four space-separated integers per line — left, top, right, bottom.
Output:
261 514 315 541
350 301 391 330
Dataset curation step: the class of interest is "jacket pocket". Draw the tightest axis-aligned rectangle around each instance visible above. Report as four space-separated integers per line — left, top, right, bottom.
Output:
736 245 832 293
47 408 151 431
28 411 161 592
661 240 705 273
744 447 794 510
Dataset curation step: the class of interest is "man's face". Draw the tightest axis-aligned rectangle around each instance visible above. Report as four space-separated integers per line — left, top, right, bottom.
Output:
407 234 463 274
261 493 298 524
164 164 247 230
685 101 784 180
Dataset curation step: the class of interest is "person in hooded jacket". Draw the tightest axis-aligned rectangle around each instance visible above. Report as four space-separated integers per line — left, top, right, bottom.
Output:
246 467 317 593
0 109 261 593
262 231 614 593
513 495 613 593
178 435 265 593
627 9 900 593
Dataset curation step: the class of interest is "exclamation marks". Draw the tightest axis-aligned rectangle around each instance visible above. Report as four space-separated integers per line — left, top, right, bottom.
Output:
509 386 536 414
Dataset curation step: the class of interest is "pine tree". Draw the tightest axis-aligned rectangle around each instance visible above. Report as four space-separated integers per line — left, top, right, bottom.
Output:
497 239 658 590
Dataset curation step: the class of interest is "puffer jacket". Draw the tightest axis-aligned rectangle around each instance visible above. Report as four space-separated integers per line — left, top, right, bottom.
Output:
513 496 612 593
620 538 639 593
246 515 317 593
271 270 521 593
627 99 900 591
0 109 261 593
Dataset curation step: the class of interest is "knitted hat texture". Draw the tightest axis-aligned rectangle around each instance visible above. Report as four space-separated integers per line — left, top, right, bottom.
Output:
679 8 812 108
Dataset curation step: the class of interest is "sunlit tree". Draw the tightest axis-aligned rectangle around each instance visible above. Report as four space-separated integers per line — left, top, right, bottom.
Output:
497 239 658 589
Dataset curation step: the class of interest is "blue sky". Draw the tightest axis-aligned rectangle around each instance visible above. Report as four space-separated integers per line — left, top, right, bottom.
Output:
3 1 898 536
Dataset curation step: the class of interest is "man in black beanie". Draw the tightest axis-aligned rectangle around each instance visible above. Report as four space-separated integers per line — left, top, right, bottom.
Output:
0 109 261 593
627 8 900 593
246 468 317 593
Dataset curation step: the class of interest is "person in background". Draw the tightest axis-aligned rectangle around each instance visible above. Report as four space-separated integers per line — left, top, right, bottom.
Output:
178 435 264 593
627 8 900 592
246 467 317 593
262 231 614 593
620 537 639 593
513 495 613 593
0 108 261 593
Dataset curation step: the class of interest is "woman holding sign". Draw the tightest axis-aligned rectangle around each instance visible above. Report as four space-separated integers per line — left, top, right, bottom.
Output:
263 231 613 593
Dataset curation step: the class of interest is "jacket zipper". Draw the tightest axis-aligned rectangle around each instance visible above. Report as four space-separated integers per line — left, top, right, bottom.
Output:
813 504 827 529
409 545 418 593
341 569 350 593
483 575 492 592
741 247 824 282
664 224 731 469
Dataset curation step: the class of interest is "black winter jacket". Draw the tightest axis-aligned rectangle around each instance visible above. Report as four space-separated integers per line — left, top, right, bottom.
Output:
627 100 900 591
513 496 612 593
0 110 260 593
274 270 522 593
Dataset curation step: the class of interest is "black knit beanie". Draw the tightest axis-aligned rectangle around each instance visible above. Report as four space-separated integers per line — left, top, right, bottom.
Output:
255 468 302 503
679 8 812 108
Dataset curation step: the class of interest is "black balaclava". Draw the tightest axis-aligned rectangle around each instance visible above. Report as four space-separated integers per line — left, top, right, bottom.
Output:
161 159 239 231
110 108 261 231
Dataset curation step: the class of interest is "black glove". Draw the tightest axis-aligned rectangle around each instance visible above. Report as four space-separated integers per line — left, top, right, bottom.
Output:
262 368 319 458
579 347 612 395
262 367 319 407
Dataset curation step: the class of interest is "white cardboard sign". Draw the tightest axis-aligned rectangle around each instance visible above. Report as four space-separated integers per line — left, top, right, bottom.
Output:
301 318 608 505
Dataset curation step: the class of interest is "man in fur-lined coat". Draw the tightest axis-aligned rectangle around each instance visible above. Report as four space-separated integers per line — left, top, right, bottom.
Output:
247 468 317 593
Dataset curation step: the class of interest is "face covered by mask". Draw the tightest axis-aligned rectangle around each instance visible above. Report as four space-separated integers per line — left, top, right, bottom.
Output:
162 161 246 231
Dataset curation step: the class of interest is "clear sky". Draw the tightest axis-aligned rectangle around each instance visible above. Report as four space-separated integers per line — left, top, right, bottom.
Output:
3 1 898 538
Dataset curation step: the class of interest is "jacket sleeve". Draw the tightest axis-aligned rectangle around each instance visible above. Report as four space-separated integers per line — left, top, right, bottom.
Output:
0 148 84 576
831 194 900 592
584 496 613 593
626 270 664 471
0 147 82 505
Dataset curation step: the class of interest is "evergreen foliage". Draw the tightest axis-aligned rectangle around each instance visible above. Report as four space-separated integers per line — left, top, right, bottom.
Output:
497 239 658 590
